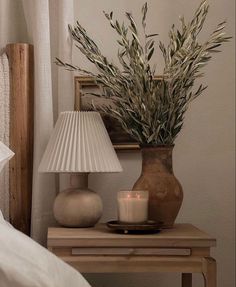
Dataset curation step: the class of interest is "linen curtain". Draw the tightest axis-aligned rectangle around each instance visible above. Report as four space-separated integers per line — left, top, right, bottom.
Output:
0 0 28 220
22 0 74 244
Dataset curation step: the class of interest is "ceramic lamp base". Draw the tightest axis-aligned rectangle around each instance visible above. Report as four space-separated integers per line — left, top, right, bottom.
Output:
53 173 103 227
53 188 103 227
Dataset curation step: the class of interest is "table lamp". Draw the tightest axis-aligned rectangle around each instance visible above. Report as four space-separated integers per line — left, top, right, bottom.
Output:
39 111 122 227
0 141 14 173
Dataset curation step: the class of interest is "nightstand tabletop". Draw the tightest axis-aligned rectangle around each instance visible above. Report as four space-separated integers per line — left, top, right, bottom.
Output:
47 223 216 248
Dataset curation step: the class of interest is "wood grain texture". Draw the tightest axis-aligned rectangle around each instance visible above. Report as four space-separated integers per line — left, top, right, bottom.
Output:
71 247 191 256
47 223 217 286
48 223 216 248
58 255 203 273
6 43 34 235
203 257 217 287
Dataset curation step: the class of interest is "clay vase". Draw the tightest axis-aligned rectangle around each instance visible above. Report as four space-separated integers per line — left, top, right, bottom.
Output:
132 146 183 228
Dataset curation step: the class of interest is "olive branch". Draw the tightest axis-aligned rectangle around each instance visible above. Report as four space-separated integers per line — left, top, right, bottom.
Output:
56 0 231 145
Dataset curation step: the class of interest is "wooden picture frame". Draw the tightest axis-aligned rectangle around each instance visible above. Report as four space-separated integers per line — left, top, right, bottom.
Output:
74 76 139 150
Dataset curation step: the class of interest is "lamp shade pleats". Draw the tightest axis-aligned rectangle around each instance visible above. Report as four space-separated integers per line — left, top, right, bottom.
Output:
38 111 122 173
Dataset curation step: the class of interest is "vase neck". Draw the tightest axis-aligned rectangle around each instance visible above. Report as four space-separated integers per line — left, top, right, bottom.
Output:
141 147 173 173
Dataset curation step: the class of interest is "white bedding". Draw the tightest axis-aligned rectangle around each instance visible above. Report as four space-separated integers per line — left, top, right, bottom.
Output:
0 211 91 287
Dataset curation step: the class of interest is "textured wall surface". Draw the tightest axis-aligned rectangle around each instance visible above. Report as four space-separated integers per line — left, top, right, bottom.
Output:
73 1 235 286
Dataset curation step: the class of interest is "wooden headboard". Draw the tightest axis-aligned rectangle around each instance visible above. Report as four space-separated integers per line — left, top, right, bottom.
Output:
6 43 34 236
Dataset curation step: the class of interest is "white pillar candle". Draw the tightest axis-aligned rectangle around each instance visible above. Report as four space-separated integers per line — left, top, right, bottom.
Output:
117 190 148 224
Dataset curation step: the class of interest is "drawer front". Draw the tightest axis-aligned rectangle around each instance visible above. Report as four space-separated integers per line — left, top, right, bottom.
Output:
71 247 191 256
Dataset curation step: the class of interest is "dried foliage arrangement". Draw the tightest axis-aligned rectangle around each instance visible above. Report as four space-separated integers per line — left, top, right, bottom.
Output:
56 0 230 145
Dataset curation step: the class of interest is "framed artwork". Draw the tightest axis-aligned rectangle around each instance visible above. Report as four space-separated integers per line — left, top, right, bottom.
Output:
74 76 139 150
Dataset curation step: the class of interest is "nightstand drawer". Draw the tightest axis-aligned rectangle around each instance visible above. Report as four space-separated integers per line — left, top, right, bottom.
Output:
71 247 191 256
47 224 217 284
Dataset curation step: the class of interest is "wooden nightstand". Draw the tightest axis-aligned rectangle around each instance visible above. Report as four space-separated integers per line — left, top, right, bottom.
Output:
47 223 216 287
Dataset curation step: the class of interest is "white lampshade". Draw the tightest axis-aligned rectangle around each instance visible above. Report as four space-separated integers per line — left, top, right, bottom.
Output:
0 141 14 173
39 111 122 173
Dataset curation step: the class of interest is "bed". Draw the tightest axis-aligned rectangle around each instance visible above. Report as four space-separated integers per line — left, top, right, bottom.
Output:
0 43 91 287
0 210 91 287
2 43 34 236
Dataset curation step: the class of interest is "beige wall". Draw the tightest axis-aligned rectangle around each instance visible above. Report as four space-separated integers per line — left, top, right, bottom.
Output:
74 0 235 286
0 0 28 51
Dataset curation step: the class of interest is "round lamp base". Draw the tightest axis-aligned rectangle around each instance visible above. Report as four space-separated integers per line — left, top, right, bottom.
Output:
53 188 103 227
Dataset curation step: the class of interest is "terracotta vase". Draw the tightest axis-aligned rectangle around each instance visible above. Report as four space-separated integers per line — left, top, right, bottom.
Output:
132 146 183 228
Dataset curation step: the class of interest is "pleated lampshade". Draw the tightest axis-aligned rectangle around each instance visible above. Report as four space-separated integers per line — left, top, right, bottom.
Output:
0 141 14 173
38 111 122 173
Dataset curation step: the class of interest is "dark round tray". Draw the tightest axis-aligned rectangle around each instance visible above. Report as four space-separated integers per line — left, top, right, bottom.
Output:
106 220 162 234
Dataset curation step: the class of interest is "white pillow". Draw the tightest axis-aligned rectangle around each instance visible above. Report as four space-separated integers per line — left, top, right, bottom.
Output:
0 217 91 287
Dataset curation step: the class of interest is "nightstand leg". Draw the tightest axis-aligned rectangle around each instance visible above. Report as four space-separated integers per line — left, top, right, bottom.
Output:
202 257 217 287
182 273 192 287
